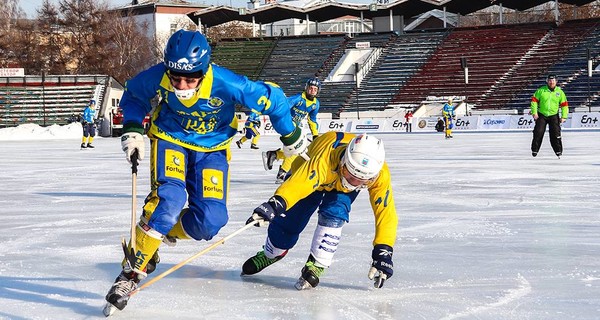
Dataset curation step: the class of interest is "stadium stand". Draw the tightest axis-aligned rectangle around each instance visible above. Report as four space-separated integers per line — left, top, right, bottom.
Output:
344 30 447 112
210 37 276 81
478 18 600 112
0 75 107 128
390 22 555 108
504 18 600 112
258 34 346 94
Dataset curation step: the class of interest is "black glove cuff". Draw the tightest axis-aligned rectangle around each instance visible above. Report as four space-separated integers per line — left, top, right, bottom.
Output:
123 122 145 134
268 195 287 215
372 244 393 260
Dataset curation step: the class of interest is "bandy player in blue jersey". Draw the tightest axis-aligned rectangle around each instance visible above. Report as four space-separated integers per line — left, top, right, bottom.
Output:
104 30 308 313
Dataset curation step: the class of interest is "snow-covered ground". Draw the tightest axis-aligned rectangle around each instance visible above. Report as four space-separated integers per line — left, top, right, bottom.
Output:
1 124 600 319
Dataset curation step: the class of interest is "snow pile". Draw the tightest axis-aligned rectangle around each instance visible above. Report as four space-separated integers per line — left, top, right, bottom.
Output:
0 123 82 140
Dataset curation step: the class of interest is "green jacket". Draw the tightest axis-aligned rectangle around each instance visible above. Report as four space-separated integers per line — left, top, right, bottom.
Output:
530 85 568 118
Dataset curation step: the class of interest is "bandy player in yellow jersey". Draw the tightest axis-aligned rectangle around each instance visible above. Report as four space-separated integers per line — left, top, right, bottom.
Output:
243 131 398 290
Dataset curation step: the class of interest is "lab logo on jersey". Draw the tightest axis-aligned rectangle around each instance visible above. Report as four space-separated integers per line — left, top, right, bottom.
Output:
208 97 224 108
165 149 185 181
203 168 224 199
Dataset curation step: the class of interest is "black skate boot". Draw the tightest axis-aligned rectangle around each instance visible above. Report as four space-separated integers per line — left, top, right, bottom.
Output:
295 254 325 290
262 150 277 171
81 143 87 149
86 143 94 148
251 143 259 149
104 269 143 313
236 140 242 148
241 249 288 275
103 251 158 316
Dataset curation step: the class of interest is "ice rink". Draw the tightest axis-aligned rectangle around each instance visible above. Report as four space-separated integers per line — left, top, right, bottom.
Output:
1 125 599 319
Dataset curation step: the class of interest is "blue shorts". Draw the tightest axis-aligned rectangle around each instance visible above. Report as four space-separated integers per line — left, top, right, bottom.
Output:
267 190 359 249
143 138 229 241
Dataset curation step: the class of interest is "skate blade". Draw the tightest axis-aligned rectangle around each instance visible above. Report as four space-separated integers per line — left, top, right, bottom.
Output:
294 277 313 290
261 152 270 171
102 302 118 317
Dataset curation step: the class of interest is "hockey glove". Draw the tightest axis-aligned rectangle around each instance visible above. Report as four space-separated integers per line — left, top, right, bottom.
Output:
121 124 145 164
246 195 287 227
280 126 309 158
368 244 393 288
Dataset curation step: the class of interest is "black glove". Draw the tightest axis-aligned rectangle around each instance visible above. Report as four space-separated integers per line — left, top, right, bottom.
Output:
246 195 286 227
253 121 261 129
368 244 393 288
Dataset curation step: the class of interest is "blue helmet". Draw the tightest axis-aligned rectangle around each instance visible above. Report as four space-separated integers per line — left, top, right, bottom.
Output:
305 77 321 90
305 77 321 99
164 30 211 76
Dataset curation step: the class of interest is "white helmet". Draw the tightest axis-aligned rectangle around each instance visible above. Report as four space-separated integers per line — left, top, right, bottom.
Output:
340 134 385 190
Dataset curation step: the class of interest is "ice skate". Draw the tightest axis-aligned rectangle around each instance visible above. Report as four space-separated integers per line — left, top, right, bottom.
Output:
294 255 325 290
262 150 277 171
103 270 141 315
81 143 87 149
103 248 159 316
251 143 259 149
87 143 95 148
235 140 242 148
241 249 287 275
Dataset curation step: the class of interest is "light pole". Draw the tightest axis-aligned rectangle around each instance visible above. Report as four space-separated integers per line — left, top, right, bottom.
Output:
461 57 468 109
42 70 47 126
587 48 592 113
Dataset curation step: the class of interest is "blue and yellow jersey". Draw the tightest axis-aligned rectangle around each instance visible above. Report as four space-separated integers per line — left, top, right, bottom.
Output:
82 106 95 123
244 111 261 129
442 103 455 118
120 63 295 152
275 131 398 247
288 92 320 136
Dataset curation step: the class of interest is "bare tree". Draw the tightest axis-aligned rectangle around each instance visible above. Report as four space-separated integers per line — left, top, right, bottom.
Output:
0 0 22 31
206 21 254 42
97 10 155 83
36 0 70 74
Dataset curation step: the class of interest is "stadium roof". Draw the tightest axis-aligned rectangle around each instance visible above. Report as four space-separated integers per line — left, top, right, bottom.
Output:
188 0 598 27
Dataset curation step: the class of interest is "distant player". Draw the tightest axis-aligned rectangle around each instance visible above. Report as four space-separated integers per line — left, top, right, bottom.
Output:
442 98 455 139
236 111 261 149
243 131 398 290
262 77 321 183
81 100 96 148
530 74 568 158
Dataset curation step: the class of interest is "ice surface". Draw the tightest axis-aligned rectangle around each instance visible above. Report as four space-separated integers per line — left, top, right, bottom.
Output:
1 125 599 319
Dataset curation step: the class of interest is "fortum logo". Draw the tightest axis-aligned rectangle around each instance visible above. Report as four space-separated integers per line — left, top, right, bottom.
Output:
483 119 505 125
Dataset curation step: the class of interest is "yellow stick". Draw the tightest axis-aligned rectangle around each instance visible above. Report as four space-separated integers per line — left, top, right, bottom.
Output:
123 221 259 300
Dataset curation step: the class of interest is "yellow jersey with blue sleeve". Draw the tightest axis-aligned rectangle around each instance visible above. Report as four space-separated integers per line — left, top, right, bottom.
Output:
289 92 320 137
120 63 295 152
275 131 398 247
